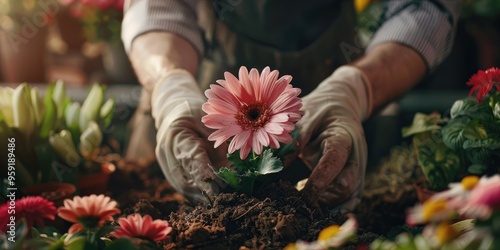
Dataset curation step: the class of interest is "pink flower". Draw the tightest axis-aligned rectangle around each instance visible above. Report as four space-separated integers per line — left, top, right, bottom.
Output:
0 196 56 233
57 194 120 233
112 214 173 242
459 175 500 219
202 66 302 159
467 67 500 102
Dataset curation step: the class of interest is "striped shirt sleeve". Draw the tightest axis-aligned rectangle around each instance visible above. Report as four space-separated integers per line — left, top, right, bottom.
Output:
366 0 462 71
121 0 203 55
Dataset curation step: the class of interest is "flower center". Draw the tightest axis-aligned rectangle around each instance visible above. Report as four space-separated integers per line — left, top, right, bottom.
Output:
236 102 270 130
461 175 479 190
318 225 341 241
422 200 447 222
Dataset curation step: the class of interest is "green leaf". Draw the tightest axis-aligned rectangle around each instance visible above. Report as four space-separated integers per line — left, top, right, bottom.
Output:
413 132 462 191
468 163 488 174
99 98 115 128
402 113 444 138
39 96 57 140
227 150 252 174
450 98 492 120
463 138 500 150
216 167 241 190
274 127 300 158
93 225 115 238
105 238 139 250
465 147 491 164
79 84 105 131
255 149 283 175
441 117 469 151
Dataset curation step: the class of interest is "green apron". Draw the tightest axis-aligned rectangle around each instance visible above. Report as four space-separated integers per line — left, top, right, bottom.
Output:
198 0 358 96
126 0 359 171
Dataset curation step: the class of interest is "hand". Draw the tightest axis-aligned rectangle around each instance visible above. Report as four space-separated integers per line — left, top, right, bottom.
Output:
296 66 372 211
151 69 229 204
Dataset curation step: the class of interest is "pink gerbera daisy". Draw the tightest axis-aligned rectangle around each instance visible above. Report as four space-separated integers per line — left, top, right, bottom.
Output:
57 194 120 233
112 214 172 242
0 196 56 233
202 66 302 159
467 67 500 102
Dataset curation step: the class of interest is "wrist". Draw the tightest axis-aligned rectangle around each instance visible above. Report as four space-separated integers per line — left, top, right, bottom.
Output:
327 66 373 121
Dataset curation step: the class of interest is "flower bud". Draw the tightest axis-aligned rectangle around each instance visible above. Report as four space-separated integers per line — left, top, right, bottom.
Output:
0 87 15 127
49 130 80 167
30 87 45 127
13 83 35 140
79 121 102 160
79 84 104 131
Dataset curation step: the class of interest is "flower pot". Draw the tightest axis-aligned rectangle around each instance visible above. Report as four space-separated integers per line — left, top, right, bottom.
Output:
77 161 116 195
24 182 76 207
413 179 438 203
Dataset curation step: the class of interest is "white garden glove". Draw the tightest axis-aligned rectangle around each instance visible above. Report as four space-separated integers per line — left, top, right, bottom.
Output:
151 69 228 204
297 66 372 211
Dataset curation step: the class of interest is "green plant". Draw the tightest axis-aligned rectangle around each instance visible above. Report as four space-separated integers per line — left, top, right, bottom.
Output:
402 67 500 190
0 81 114 191
59 0 123 44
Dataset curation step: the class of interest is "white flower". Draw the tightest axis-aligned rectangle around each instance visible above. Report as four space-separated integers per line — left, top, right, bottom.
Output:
79 84 104 131
0 87 15 127
12 83 35 140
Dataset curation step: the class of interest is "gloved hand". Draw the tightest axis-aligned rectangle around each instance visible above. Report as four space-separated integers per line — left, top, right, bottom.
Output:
151 69 229 204
296 66 372 211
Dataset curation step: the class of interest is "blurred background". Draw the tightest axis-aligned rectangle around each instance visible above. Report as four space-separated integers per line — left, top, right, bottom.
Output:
1 0 500 163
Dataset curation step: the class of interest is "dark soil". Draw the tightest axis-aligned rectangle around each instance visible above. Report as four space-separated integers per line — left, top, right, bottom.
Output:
109 159 423 249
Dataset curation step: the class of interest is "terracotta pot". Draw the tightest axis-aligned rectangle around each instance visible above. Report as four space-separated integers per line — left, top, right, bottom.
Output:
0 24 47 83
77 162 116 195
24 182 76 207
413 179 438 203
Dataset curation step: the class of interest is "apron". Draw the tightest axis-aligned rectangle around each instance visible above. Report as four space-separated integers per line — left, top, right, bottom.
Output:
126 0 359 174
197 0 358 96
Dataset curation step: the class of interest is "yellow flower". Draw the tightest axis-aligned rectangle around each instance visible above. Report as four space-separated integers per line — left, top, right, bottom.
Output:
354 0 373 13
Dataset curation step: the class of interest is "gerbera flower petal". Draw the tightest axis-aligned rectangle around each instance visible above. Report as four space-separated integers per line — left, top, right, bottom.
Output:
0 196 56 232
467 67 500 102
202 66 302 159
113 214 172 243
57 195 120 232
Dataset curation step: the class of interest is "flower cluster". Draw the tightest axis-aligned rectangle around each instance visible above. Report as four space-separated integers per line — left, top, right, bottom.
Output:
59 0 124 43
202 66 302 194
0 195 172 249
373 175 500 249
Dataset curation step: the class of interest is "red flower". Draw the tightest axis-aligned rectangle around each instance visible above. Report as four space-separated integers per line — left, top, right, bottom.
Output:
467 67 500 102
112 214 172 242
0 196 56 233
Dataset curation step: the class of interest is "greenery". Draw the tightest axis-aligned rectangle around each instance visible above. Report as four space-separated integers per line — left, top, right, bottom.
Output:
214 128 299 194
403 90 500 191
0 81 114 193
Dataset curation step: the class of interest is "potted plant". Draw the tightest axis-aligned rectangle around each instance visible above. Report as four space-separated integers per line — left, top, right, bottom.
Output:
57 0 136 84
403 67 500 202
0 80 115 198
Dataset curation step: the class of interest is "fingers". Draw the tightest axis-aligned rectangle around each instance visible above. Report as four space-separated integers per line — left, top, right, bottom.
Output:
318 159 361 208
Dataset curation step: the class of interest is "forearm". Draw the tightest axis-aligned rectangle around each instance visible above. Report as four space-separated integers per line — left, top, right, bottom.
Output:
351 42 426 113
129 32 199 93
